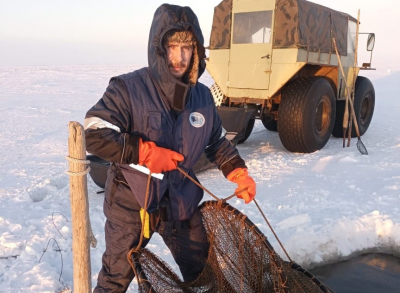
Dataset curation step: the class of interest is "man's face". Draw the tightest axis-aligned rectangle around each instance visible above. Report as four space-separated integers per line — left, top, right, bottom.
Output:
165 42 193 79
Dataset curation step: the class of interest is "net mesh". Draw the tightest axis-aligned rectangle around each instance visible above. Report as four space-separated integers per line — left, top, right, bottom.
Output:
133 200 334 293
356 139 368 155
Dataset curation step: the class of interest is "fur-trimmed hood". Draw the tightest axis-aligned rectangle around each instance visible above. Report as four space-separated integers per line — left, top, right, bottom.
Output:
147 4 206 111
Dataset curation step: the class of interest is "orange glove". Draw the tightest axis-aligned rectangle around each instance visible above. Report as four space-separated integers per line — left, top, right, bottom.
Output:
138 139 184 173
227 168 256 204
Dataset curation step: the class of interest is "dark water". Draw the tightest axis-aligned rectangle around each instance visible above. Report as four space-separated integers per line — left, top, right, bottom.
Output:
310 253 400 293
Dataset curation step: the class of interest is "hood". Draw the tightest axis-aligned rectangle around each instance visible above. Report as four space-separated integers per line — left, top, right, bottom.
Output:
148 4 206 111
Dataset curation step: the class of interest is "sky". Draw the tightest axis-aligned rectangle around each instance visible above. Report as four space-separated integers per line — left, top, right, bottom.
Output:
0 65 399 292
1 0 399 73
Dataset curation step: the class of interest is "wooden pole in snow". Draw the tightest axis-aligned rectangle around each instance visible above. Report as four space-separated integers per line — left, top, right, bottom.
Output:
67 121 92 292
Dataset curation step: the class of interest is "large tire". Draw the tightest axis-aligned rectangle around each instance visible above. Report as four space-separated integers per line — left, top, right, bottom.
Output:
237 118 255 144
262 119 278 131
332 76 375 138
278 77 336 153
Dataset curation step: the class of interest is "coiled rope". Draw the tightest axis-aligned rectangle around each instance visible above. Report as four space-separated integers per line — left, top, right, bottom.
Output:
65 156 91 176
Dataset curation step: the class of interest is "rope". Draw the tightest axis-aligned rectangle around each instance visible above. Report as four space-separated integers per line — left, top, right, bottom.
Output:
177 167 220 200
88 224 98 248
176 166 245 202
127 172 152 281
253 199 293 263
66 168 91 176
65 156 91 176
65 156 91 164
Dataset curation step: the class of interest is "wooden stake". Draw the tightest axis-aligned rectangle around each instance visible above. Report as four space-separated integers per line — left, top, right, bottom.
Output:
342 94 349 148
68 121 92 292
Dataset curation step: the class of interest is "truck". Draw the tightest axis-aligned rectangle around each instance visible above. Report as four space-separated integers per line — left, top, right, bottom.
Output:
207 0 376 153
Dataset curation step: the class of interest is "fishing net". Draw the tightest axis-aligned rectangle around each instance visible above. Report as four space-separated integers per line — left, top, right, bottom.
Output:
131 200 334 293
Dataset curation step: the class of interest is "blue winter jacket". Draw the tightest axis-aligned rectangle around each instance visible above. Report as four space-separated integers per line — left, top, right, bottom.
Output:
84 4 246 220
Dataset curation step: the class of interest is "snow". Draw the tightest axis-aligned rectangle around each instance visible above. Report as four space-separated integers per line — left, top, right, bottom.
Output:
0 65 399 292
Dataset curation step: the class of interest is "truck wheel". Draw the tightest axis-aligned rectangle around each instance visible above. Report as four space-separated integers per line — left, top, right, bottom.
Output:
262 119 278 131
237 118 255 144
332 76 375 138
278 77 336 153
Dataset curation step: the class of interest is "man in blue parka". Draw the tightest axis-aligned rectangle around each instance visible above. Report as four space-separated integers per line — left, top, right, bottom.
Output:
84 4 256 292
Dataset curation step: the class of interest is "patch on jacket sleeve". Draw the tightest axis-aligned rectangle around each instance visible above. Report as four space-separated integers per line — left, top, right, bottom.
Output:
189 112 205 128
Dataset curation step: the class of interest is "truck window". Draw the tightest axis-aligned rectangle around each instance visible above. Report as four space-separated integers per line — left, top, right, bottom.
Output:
347 20 357 54
232 10 273 44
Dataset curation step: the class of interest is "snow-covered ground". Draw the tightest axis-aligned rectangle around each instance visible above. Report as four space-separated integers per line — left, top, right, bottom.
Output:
0 65 399 292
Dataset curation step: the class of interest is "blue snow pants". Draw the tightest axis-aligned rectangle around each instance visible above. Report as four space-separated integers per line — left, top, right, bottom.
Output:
93 177 209 293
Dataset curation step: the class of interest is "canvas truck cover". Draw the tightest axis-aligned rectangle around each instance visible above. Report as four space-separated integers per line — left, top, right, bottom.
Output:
209 0 232 49
209 0 356 55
